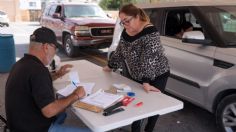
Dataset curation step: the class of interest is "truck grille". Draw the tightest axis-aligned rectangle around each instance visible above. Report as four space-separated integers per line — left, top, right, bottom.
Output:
91 27 114 37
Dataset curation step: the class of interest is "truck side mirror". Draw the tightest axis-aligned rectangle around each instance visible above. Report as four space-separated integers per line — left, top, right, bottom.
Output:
182 31 205 40
52 13 61 19
182 31 212 45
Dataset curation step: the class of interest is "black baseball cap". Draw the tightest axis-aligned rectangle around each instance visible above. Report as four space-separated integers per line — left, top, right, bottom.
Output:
30 27 57 47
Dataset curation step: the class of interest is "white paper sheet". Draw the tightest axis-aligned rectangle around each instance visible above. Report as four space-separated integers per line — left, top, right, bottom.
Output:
57 84 75 97
57 83 95 97
81 89 123 108
78 83 95 96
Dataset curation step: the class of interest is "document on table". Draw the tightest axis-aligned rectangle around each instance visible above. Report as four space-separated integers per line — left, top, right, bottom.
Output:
80 89 123 109
57 83 95 97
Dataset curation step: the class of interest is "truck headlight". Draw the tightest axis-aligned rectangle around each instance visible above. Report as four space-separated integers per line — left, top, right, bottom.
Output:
74 26 90 36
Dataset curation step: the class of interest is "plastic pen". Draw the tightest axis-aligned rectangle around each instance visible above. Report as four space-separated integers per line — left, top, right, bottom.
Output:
72 81 89 96
72 81 78 87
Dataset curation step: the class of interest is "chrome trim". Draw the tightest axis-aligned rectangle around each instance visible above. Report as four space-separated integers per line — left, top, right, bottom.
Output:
89 26 114 37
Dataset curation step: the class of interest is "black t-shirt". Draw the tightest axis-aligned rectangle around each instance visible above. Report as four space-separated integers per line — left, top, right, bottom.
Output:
5 54 56 132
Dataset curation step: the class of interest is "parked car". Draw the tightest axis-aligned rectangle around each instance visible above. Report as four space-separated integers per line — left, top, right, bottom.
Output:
108 1 236 132
40 2 115 57
0 10 9 27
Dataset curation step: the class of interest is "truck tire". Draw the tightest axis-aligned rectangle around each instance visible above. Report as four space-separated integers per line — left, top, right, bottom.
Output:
216 94 236 132
64 34 77 57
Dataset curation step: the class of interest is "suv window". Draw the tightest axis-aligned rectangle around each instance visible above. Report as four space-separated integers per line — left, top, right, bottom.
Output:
42 6 50 16
198 6 236 46
185 12 201 28
145 8 163 32
164 9 203 38
48 5 57 17
220 12 236 32
64 5 107 18
55 6 62 14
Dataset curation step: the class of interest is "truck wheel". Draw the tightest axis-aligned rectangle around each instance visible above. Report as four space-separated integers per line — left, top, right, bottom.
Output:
64 35 77 57
216 94 236 132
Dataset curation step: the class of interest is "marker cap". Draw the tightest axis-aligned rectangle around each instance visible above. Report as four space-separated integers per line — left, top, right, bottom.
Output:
127 92 135 97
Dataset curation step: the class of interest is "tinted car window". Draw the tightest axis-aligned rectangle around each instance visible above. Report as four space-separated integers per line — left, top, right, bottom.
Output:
198 6 236 46
55 6 62 14
164 9 204 38
185 13 201 28
220 12 236 32
145 8 163 32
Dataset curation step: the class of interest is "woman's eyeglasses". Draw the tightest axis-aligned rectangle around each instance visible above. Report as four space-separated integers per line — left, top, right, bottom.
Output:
120 17 133 26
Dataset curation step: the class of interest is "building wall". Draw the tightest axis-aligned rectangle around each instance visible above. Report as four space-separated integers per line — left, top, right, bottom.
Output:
0 0 38 22
0 0 105 22
0 0 18 21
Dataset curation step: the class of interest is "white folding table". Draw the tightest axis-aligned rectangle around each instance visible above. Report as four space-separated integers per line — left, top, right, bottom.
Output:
53 60 183 132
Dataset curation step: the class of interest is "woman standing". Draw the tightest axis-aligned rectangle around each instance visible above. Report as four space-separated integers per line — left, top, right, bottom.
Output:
103 4 170 132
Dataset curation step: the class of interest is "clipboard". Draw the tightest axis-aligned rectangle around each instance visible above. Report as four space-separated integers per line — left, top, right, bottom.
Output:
74 101 103 113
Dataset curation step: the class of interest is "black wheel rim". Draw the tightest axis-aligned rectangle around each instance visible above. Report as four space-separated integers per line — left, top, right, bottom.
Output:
65 37 72 55
222 103 236 132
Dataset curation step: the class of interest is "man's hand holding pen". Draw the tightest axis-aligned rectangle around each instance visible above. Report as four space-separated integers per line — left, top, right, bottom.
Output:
72 86 86 100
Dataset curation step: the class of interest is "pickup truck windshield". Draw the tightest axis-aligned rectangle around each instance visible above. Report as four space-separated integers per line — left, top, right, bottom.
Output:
64 5 107 18
199 6 236 46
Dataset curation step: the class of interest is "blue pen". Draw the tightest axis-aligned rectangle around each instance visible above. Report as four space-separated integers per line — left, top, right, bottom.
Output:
72 81 78 87
72 81 89 96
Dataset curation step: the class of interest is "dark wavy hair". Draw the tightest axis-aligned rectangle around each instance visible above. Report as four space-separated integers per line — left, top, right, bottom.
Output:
119 3 150 22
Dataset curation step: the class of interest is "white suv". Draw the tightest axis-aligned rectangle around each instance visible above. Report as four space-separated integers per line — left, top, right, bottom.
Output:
108 1 236 132
0 10 9 27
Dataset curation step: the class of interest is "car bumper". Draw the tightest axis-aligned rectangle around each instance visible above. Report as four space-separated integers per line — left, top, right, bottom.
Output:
0 17 9 23
72 36 112 48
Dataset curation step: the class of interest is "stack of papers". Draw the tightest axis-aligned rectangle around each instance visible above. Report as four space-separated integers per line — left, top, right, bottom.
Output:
81 89 123 109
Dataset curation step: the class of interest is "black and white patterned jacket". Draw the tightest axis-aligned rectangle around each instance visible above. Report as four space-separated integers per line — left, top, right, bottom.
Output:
108 26 169 83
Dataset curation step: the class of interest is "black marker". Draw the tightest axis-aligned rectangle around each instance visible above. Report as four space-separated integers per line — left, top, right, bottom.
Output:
104 102 123 113
103 108 124 116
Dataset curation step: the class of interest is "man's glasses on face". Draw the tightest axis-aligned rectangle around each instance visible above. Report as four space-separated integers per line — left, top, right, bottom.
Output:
120 16 133 26
48 44 59 52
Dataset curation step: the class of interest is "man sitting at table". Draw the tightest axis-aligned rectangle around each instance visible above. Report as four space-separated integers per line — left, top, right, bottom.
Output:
5 27 91 132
